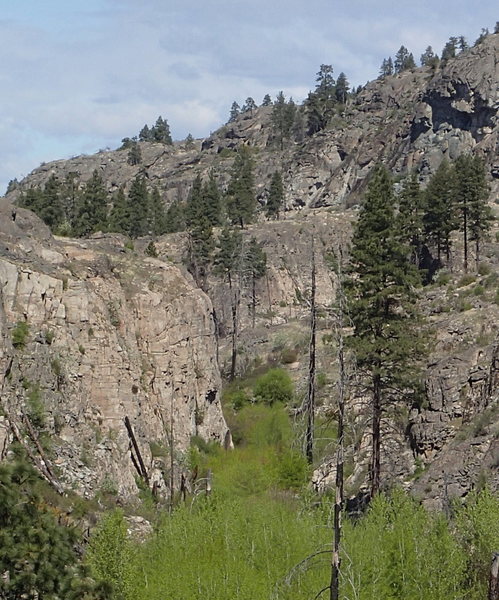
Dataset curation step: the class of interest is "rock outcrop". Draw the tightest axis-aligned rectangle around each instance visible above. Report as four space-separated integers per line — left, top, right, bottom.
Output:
0 199 228 499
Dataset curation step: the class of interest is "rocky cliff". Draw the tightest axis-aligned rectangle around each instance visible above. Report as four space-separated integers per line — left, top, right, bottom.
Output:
0 199 228 499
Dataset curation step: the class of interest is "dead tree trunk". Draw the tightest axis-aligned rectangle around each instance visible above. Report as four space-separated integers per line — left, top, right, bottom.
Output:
305 237 316 465
330 249 346 600
370 371 382 497
124 416 150 487
490 553 499 600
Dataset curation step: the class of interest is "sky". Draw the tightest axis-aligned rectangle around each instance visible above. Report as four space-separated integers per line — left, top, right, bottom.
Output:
1 0 497 194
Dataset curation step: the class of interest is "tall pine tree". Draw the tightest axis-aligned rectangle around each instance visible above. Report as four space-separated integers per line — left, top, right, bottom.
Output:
347 164 425 496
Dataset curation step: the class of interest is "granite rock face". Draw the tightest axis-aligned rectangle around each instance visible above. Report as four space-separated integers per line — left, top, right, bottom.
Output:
0 200 228 499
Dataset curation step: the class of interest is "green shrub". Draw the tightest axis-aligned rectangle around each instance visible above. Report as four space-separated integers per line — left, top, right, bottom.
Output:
253 368 294 405
11 321 29 349
280 347 298 364
145 241 158 257
472 284 484 296
477 263 491 276
276 450 309 490
26 385 45 429
458 274 476 287
435 271 451 286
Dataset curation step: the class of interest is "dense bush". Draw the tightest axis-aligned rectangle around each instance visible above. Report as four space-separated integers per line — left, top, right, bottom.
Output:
253 368 294 405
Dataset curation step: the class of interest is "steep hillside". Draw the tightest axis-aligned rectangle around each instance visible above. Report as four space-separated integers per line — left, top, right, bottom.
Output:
6 33 499 211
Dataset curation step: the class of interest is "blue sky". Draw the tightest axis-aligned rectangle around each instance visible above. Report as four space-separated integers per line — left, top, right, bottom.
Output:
1 0 497 193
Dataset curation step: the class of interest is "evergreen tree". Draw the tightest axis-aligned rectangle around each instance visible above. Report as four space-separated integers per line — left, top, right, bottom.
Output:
139 124 153 142
394 46 415 73
148 186 167 236
202 170 222 227
266 171 284 219
187 216 214 290
214 226 244 379
335 72 349 104
474 28 489 46
347 164 425 496
420 46 439 68
40 174 64 230
441 38 457 62
243 236 267 328
164 198 186 233
0 461 111 599
108 187 130 235
242 97 257 112
271 91 296 148
306 64 336 134
128 175 149 238
184 133 195 149
261 94 272 106
397 172 425 267
458 36 468 51
379 57 394 77
229 101 240 122
225 146 256 228
127 141 142 165
73 170 107 237
185 174 204 228
422 160 458 263
454 155 492 270
495 22 499 34
153 116 172 144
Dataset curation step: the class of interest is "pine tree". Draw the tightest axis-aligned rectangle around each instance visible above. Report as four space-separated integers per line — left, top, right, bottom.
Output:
420 46 439 68
458 36 468 52
73 170 107 237
139 124 153 142
229 101 240 122
40 174 64 231
454 155 492 270
127 141 142 165
271 92 296 148
153 116 173 144
128 175 149 238
164 198 186 233
243 236 267 328
261 94 272 106
379 57 394 78
242 97 257 113
441 38 457 62
306 64 336 134
214 227 244 379
108 187 130 235
148 186 167 236
397 172 425 267
347 164 425 496
187 216 214 290
422 160 458 263
202 170 222 227
0 461 111 599
185 174 204 228
335 72 350 104
225 146 256 228
266 171 284 219
394 46 415 73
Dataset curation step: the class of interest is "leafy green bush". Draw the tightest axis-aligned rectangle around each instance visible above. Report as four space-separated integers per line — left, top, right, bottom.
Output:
458 274 476 287
11 321 29 349
477 262 491 276
253 368 294 405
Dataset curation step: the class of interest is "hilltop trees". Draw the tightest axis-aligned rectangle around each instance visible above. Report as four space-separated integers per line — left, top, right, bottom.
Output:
271 92 296 148
306 64 336 134
138 116 173 144
394 46 416 73
347 165 425 496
